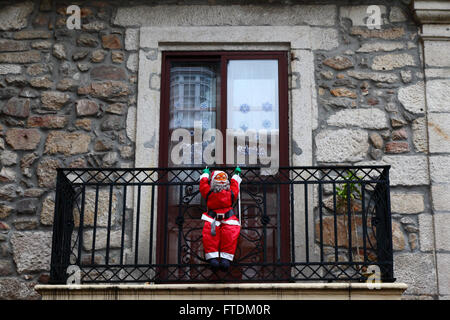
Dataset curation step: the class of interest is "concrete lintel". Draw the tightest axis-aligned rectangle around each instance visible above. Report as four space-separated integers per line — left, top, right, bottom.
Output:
139 26 312 50
35 283 408 300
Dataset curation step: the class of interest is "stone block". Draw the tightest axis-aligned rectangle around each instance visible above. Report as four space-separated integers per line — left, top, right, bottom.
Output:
434 213 450 251
428 113 450 153
347 70 398 83
0 184 22 201
13 30 52 39
398 81 426 114
437 254 450 295
37 158 62 188
125 28 139 51
431 184 450 211
385 141 410 154
2 97 30 118
40 194 55 226
41 91 71 110
44 131 91 156
356 41 404 53
326 108 388 129
102 34 122 50
114 4 337 27
323 55 353 70
27 115 68 129
391 193 425 214
394 253 437 295
126 106 136 142
75 99 100 116
77 33 99 47
310 27 339 50
426 79 450 112
383 155 429 186
350 27 405 39
0 51 41 64
0 278 40 300
0 1 34 31
126 53 138 72
0 39 29 52
418 214 434 252
316 129 369 163
78 81 130 102
30 75 53 89
10 231 52 274
0 64 21 75
5 128 41 150
412 117 428 153
424 41 450 67
91 66 126 81
0 167 16 183
429 156 450 183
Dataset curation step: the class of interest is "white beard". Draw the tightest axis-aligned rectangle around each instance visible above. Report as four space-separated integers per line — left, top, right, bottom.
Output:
211 180 230 192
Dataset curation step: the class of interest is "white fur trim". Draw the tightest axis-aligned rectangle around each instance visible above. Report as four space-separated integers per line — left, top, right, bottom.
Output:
201 214 240 226
201 214 221 226
231 174 242 185
220 252 234 260
221 219 240 226
200 172 210 180
205 252 219 259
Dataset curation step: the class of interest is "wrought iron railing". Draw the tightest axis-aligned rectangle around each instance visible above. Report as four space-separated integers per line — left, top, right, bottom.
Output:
49 166 394 284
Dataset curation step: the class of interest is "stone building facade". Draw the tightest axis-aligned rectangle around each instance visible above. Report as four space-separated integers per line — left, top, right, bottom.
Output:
0 0 449 300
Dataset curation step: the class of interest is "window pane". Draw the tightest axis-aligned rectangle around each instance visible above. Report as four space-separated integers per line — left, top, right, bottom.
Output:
227 59 279 166
227 60 279 132
168 61 221 166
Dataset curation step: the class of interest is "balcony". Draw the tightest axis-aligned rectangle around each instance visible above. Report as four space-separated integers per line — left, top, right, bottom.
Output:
45 165 396 288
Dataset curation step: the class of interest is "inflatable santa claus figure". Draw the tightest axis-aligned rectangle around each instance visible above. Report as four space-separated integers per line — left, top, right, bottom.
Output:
199 167 242 271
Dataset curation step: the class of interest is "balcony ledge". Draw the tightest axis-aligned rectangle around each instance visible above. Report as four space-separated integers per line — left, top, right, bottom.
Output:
35 283 408 300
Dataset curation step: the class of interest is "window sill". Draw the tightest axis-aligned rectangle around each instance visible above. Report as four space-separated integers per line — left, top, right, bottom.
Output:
35 282 408 300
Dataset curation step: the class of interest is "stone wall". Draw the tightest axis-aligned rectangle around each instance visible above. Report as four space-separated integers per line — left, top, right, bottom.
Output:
0 0 136 299
0 0 447 300
313 4 437 299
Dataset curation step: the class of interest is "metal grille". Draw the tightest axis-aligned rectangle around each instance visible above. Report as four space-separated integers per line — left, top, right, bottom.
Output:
49 166 394 284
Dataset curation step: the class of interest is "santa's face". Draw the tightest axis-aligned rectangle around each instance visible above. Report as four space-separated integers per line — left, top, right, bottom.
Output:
211 171 230 192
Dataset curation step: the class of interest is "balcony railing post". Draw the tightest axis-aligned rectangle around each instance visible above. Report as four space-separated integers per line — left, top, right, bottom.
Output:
374 166 394 282
383 167 394 281
49 170 75 284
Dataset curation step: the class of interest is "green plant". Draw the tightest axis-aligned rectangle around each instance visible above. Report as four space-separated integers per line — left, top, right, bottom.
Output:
336 170 362 201
335 169 363 263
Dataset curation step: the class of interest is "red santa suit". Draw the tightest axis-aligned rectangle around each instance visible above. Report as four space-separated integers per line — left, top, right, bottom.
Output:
199 170 242 261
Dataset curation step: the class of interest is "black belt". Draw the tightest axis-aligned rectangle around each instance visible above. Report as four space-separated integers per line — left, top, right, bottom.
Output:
208 209 234 221
208 209 235 236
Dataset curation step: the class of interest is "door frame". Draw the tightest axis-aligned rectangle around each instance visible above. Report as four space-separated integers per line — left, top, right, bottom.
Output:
157 51 290 267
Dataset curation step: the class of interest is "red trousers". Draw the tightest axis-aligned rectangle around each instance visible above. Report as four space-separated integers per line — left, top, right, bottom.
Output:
202 213 240 261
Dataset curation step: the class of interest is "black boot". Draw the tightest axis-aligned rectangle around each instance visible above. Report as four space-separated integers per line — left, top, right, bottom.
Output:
208 258 220 271
219 259 231 272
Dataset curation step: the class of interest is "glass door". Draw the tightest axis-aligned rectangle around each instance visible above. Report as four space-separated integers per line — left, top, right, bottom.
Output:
157 52 289 281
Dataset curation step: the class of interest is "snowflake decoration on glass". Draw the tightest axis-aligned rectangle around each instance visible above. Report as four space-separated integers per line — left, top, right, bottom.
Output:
200 101 209 109
262 102 273 112
239 103 250 114
239 122 249 132
262 120 272 129
174 101 182 108
202 117 210 129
